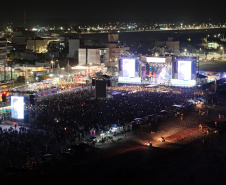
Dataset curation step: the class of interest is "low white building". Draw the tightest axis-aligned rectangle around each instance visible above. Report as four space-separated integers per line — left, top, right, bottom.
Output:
78 47 109 66
68 39 80 58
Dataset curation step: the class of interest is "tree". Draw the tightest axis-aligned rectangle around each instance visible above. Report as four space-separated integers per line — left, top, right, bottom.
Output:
47 41 59 52
9 53 22 60
38 74 49 81
92 39 101 46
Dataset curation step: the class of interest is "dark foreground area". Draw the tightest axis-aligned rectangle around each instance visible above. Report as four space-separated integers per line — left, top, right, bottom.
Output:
3 135 226 185
3 116 226 185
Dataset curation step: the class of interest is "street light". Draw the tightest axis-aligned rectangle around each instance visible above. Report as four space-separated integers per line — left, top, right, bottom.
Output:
51 60 54 73
220 46 224 57
184 49 187 55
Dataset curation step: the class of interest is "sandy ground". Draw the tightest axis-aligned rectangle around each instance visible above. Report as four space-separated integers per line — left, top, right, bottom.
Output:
73 96 226 185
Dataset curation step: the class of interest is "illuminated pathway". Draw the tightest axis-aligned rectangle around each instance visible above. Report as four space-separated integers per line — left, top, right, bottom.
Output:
75 127 202 165
165 128 200 141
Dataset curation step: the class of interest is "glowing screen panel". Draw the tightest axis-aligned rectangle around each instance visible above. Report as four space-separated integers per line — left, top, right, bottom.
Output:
178 61 191 80
123 59 135 77
11 96 24 119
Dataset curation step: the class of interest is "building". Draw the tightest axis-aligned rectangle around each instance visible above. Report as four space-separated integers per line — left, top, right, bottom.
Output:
155 37 180 55
27 38 49 53
77 34 129 76
68 39 80 58
166 41 180 55
12 31 26 45
0 38 7 66
106 34 130 67
13 61 50 83
78 47 109 66
108 34 119 42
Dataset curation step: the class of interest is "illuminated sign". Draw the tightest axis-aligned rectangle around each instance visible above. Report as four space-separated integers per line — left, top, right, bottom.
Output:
123 59 135 77
178 61 191 80
11 96 24 119
146 57 166 63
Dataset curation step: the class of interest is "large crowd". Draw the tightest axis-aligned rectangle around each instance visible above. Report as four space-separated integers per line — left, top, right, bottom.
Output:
0 85 208 173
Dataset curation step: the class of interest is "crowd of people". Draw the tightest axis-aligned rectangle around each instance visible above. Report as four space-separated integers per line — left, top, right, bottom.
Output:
0 85 208 174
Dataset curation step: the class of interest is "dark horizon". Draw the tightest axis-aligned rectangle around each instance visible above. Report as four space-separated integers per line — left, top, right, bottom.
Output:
1 0 226 27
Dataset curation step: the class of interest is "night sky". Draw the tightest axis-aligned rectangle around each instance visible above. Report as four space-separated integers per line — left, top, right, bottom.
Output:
0 0 226 26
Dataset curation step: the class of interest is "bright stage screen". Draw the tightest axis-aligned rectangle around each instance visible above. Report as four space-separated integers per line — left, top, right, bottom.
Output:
149 64 172 85
11 96 24 119
123 59 135 77
178 61 191 80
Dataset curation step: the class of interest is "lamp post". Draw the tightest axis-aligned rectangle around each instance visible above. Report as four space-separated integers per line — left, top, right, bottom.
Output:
24 62 28 85
51 60 54 73
220 46 224 59
184 48 187 56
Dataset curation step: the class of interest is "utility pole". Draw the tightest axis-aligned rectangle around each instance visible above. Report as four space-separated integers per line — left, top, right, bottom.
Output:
35 97 37 124
24 9 26 29
67 60 70 81
29 99 31 125
24 63 28 85
11 61 13 81
68 60 70 76
86 45 88 65
196 50 199 75
4 32 7 81
24 64 27 85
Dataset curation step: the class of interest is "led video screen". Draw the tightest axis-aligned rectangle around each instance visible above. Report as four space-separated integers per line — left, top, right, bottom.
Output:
123 59 135 77
178 61 191 80
149 64 172 85
11 96 24 119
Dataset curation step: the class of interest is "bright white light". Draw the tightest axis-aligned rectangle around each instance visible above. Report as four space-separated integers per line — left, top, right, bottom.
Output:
11 96 24 119
146 57 165 63
178 61 191 80
123 59 135 77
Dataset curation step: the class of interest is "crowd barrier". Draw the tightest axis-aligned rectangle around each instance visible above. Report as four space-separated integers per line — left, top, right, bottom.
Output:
35 86 92 98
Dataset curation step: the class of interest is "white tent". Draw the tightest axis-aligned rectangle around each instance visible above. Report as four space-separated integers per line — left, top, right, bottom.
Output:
83 74 92 82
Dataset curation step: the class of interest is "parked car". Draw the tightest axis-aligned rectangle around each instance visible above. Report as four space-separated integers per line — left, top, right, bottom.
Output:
145 140 152 147
158 137 165 142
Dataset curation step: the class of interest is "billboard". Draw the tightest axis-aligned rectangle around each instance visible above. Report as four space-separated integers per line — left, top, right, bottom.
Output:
122 59 135 77
178 61 191 80
11 96 24 119
146 57 166 63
